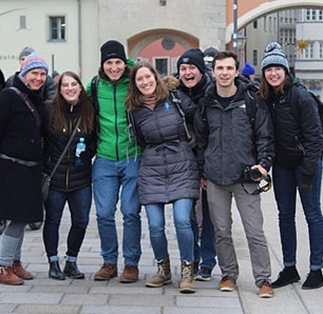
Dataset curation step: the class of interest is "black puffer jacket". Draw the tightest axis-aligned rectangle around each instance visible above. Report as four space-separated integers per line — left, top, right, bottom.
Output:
195 79 274 186
266 80 323 185
41 101 96 192
131 92 200 205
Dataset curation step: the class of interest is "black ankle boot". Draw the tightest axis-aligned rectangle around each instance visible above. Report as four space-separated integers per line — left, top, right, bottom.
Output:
63 261 85 279
271 266 300 288
49 261 65 280
302 269 323 290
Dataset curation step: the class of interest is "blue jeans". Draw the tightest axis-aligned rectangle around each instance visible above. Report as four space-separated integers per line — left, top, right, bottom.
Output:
273 159 323 270
191 190 217 270
92 156 141 266
145 198 194 262
43 186 92 262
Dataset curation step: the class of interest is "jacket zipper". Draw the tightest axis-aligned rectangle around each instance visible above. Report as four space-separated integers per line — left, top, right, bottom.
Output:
295 136 305 156
113 84 119 161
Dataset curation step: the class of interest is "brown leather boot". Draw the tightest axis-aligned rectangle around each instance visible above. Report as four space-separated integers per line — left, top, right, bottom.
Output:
180 260 196 293
94 263 117 281
146 258 172 287
0 265 24 285
13 261 34 280
120 265 139 283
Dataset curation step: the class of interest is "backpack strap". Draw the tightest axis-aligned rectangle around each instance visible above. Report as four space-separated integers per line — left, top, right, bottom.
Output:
170 90 192 141
10 87 41 128
91 75 100 132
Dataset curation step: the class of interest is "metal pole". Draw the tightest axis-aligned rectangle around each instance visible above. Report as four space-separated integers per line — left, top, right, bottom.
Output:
233 0 238 54
77 0 82 80
51 54 55 75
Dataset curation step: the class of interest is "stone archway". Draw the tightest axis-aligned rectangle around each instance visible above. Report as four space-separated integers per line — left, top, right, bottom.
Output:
226 0 323 43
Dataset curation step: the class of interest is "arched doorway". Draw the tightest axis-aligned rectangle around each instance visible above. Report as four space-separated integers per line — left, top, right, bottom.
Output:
128 29 199 76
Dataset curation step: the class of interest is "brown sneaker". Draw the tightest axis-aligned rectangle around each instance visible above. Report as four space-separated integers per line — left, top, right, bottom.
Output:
219 275 236 292
0 265 24 285
259 280 274 298
94 263 117 281
120 265 139 283
13 261 34 280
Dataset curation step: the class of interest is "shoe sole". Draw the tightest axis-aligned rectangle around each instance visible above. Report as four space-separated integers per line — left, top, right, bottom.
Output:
259 293 274 298
195 276 211 281
219 287 235 292
0 280 24 285
64 273 85 279
271 278 300 289
94 272 117 281
120 278 138 283
180 288 196 294
302 282 323 290
146 279 172 287
49 275 66 280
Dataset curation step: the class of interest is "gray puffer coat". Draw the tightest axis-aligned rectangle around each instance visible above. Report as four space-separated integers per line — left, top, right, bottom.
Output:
131 92 199 205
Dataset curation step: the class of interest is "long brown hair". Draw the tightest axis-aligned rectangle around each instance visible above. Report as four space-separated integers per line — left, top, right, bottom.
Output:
125 61 169 111
47 71 94 134
259 69 288 100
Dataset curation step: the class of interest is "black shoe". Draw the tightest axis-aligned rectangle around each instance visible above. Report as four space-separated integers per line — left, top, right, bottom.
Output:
195 267 212 281
63 261 85 279
271 266 300 288
49 261 65 280
193 262 199 276
302 269 323 290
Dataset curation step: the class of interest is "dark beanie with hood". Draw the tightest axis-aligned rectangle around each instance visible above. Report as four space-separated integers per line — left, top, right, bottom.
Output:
177 48 206 74
100 40 127 67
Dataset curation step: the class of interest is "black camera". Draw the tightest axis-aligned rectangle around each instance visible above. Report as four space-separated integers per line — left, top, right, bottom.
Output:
243 166 262 181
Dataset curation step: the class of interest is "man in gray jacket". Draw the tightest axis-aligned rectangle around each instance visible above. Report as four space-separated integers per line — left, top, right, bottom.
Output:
195 51 275 298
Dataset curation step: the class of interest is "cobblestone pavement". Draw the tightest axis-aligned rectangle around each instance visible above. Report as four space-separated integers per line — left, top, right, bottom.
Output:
0 188 322 313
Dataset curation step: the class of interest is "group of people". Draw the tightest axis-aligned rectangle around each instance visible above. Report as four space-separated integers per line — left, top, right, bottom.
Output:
0 39 322 299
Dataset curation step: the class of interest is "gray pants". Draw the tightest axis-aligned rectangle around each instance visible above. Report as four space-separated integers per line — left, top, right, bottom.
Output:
0 221 26 266
207 180 271 287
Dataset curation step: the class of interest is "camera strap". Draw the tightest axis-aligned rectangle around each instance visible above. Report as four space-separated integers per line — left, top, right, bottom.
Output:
242 174 272 195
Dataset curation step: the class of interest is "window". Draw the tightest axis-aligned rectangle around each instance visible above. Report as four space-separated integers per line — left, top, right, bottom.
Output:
49 16 66 41
319 43 323 59
319 10 323 21
306 9 311 20
154 58 169 77
19 16 26 29
269 17 272 32
304 43 314 59
253 20 258 29
253 50 258 66
264 16 267 32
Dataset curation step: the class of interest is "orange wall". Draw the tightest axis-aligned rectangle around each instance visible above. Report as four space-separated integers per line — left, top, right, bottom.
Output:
226 0 276 24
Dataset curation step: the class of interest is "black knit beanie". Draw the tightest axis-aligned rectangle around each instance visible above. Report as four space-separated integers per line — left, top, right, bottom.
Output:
177 48 206 74
100 40 127 67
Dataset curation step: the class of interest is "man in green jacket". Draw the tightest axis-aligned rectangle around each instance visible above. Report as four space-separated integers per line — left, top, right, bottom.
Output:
86 40 142 283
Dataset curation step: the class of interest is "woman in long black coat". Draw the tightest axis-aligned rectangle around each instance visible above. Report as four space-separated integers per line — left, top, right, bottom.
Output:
0 52 48 285
126 61 199 293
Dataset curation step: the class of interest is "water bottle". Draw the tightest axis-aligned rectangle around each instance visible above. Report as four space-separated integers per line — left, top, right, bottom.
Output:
75 137 86 166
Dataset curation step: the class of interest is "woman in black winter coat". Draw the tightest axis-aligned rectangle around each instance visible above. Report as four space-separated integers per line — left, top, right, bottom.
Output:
260 42 323 290
41 71 96 280
126 61 199 293
0 52 48 285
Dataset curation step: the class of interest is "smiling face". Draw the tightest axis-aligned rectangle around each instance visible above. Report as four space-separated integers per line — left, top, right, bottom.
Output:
103 58 126 82
179 64 203 88
60 75 82 105
135 66 157 96
212 57 238 89
264 66 286 88
24 68 47 91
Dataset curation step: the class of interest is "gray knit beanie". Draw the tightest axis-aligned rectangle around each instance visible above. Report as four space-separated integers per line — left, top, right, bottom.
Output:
19 46 34 60
261 42 289 72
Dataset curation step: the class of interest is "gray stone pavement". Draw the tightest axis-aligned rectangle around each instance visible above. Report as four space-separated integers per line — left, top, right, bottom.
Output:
0 188 323 314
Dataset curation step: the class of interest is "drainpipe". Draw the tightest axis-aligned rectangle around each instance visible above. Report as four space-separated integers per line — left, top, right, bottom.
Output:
77 0 82 80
